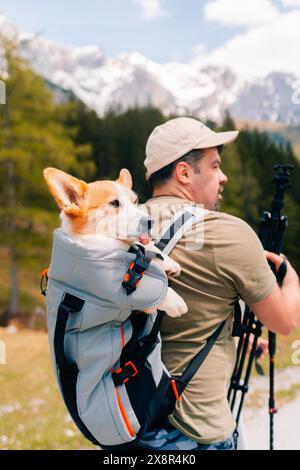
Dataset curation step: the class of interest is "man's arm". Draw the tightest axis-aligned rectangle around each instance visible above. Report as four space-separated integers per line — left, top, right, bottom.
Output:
249 252 300 336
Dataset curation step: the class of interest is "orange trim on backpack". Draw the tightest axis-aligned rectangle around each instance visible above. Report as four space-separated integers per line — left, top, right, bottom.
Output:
123 263 137 284
40 268 49 296
120 324 125 348
171 379 180 401
115 387 136 438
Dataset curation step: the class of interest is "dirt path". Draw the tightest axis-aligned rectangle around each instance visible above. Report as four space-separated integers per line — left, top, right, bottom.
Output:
242 367 300 450
243 394 300 449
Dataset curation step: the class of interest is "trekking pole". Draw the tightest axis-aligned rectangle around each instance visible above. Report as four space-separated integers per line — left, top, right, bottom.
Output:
228 305 263 425
228 164 293 450
268 330 276 450
260 165 292 450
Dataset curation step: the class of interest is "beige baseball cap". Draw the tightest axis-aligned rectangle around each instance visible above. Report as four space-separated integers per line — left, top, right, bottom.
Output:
144 117 239 180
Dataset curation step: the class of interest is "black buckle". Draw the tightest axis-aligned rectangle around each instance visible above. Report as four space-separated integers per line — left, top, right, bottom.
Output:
122 244 148 295
131 257 149 274
122 243 162 295
122 269 144 295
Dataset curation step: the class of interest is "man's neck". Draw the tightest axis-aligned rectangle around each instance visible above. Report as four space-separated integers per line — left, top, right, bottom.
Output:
152 185 193 201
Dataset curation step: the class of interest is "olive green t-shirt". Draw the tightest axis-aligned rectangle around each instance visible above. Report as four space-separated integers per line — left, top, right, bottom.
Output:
144 196 276 444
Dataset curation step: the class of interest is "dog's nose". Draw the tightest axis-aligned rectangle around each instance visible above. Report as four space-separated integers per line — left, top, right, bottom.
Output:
140 217 153 233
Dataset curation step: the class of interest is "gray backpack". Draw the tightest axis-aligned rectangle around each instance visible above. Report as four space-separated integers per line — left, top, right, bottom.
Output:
43 206 227 449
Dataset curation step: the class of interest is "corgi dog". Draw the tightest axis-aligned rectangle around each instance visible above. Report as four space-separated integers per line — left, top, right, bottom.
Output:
43 167 188 318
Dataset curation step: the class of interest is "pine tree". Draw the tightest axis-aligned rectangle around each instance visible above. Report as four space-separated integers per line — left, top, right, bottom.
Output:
218 114 261 224
62 104 165 199
0 37 94 325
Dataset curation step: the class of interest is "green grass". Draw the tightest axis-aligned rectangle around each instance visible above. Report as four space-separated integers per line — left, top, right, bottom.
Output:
257 327 300 372
0 328 94 450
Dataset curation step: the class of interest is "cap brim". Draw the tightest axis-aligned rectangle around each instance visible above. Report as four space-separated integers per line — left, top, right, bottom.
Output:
194 130 239 149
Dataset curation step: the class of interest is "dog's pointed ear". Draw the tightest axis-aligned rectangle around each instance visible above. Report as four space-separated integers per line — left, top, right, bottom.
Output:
117 168 132 189
43 167 88 216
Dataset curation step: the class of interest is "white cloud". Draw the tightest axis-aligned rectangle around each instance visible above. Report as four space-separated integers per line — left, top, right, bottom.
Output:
196 9 300 78
133 0 170 20
204 0 280 27
280 0 300 6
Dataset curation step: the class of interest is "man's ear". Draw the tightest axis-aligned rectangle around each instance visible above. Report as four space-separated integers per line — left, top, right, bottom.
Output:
117 168 132 189
43 167 88 216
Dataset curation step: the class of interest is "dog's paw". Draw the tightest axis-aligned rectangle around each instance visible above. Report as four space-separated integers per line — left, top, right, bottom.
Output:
158 288 188 318
161 258 181 278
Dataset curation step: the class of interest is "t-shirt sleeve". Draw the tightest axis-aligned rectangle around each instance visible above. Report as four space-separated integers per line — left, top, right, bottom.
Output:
213 216 276 304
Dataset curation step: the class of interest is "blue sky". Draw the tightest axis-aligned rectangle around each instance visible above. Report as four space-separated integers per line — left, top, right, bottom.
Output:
0 0 299 77
0 0 240 63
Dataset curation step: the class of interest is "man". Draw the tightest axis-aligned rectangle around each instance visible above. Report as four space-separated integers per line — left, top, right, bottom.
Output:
139 117 300 450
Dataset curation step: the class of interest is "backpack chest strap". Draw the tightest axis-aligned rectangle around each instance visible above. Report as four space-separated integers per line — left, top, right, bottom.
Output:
122 244 162 295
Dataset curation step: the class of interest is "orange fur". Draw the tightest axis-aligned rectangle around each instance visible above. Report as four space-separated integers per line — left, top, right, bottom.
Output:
116 169 132 189
43 167 188 319
43 167 137 236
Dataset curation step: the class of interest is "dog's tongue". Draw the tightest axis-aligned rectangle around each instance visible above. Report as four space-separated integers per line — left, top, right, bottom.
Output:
138 234 151 245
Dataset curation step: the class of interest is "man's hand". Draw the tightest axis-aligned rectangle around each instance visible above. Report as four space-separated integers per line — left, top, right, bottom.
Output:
264 251 289 272
248 251 300 336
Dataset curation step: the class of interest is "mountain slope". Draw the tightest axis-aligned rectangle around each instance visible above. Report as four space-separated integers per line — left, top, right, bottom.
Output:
1 13 300 126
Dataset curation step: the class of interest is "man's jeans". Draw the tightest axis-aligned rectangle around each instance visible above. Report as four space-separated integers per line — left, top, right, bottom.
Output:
138 422 238 451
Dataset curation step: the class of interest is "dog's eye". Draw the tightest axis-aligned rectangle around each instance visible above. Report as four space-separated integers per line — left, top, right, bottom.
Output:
109 199 120 208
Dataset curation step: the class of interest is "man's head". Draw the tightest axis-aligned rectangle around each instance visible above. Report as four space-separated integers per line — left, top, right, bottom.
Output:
144 117 239 211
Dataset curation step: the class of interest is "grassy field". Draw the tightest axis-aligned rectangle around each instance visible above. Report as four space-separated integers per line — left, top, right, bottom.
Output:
0 327 94 450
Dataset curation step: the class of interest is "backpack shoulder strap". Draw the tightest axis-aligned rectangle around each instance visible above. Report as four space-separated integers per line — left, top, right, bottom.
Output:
152 205 227 395
53 293 99 445
154 205 208 255
175 320 226 395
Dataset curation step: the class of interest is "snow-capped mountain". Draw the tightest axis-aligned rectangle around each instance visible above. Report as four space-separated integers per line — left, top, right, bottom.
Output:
230 73 300 126
1 13 300 125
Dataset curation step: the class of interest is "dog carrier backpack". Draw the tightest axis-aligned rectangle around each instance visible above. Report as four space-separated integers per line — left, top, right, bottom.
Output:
45 206 227 448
